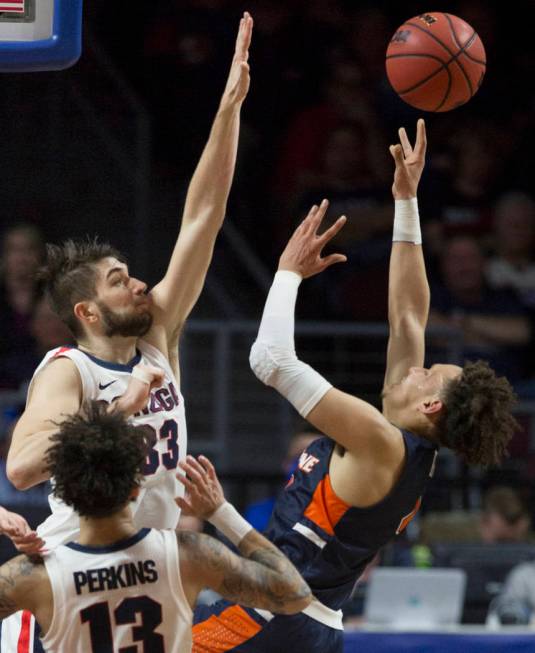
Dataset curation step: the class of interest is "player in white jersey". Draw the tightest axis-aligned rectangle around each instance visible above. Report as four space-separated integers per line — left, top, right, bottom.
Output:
0 12 254 651
0 403 311 653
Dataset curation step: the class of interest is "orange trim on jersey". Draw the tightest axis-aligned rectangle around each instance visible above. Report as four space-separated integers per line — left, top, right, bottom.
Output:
192 605 262 652
17 610 32 653
303 474 351 536
396 497 422 534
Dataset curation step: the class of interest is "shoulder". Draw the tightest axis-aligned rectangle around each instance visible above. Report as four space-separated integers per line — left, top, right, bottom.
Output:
29 355 81 396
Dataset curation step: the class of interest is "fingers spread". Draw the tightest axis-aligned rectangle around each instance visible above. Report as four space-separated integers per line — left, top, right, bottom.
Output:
318 215 347 245
398 127 412 157
198 455 216 479
321 253 347 270
312 199 330 230
389 144 404 163
415 118 427 156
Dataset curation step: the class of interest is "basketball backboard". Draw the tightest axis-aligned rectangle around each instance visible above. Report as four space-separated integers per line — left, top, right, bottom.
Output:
0 0 82 71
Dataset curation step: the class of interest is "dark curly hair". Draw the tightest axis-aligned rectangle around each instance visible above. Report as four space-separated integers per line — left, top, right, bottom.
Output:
45 401 148 518
37 237 125 338
435 360 518 466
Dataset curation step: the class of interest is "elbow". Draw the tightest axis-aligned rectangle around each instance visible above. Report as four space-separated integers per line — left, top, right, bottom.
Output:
6 459 34 491
278 584 313 615
249 341 278 385
388 313 426 336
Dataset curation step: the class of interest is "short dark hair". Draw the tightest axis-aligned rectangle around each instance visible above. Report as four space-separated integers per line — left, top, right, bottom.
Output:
435 360 518 466
37 238 125 338
45 401 148 518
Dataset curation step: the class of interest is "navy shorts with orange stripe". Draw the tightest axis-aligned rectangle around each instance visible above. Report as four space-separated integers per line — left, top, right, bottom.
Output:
192 600 343 653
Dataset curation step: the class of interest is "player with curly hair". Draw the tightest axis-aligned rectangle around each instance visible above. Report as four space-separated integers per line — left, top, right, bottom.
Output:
0 13 255 652
192 119 518 652
0 402 311 652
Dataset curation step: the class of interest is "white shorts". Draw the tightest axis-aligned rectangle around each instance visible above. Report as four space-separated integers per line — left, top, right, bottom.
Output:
0 611 43 653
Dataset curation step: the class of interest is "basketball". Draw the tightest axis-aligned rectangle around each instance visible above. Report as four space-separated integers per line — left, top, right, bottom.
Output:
385 12 486 112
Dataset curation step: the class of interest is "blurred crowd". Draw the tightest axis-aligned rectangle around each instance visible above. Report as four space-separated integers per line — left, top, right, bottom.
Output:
2 0 535 626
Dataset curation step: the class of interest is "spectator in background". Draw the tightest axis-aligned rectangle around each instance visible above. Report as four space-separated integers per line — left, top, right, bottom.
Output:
272 57 388 222
0 223 45 388
488 559 535 625
486 191 535 310
428 235 531 382
288 119 392 321
0 295 75 389
244 428 321 532
479 486 531 544
420 121 505 276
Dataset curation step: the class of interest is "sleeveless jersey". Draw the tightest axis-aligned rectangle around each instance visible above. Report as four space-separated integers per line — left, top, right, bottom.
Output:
41 528 192 653
265 431 438 610
30 340 187 549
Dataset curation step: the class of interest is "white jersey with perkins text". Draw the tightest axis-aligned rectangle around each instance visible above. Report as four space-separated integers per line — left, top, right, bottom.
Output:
0 342 187 652
31 340 187 549
41 528 192 653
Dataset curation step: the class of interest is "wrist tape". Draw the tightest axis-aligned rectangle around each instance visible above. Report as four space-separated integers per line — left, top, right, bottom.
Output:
393 197 421 244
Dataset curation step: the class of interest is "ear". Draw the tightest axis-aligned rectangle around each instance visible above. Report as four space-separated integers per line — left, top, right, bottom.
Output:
74 300 98 326
417 397 443 416
129 486 141 501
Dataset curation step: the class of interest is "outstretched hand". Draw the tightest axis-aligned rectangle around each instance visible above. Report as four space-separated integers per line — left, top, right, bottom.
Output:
221 12 253 108
390 118 427 200
278 200 347 279
0 506 46 556
175 455 225 520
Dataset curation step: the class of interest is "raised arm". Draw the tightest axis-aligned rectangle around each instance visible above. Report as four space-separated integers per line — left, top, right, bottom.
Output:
176 456 311 614
249 203 402 465
149 13 253 343
383 119 429 399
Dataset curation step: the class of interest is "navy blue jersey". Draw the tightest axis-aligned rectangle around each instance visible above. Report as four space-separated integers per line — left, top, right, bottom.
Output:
264 431 438 610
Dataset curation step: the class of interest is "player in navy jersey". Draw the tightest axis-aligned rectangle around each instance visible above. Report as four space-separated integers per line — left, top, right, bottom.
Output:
0 13 254 652
191 119 518 651
0 402 311 653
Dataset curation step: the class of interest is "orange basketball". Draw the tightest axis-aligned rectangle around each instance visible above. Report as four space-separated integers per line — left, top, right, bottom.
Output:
385 12 486 112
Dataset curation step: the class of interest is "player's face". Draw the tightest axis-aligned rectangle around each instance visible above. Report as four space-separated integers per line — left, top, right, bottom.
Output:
390 364 462 409
94 258 153 338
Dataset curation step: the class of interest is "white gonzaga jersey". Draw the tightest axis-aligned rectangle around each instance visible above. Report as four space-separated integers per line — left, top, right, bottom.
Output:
41 528 193 653
30 340 187 549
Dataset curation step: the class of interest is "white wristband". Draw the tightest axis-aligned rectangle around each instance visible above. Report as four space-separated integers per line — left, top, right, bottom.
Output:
393 198 421 244
131 364 152 385
208 501 253 546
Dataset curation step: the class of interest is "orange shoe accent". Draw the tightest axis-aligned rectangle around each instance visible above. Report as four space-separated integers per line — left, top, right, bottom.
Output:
192 605 262 652
304 475 350 536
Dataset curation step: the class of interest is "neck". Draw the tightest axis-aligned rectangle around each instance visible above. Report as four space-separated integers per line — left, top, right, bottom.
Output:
77 335 138 365
78 506 137 547
387 406 437 442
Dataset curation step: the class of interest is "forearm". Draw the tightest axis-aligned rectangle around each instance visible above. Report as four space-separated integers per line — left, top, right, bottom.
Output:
388 199 430 329
208 501 311 612
6 430 55 490
183 104 241 225
250 271 332 417
239 530 311 610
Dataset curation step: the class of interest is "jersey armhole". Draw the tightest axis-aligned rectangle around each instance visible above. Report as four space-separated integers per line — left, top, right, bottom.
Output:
40 553 62 644
26 355 83 408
